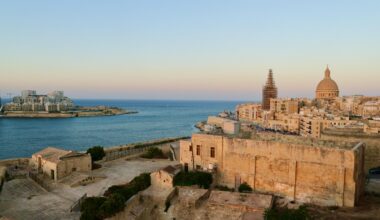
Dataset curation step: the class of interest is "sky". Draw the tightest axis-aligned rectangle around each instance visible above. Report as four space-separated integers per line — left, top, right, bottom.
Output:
0 1 379 100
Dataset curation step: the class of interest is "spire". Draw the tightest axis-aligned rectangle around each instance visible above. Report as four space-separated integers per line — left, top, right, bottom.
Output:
266 69 276 87
325 65 331 78
262 69 278 110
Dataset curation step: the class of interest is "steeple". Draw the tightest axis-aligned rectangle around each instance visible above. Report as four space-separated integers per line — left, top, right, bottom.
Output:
262 69 278 110
266 69 276 87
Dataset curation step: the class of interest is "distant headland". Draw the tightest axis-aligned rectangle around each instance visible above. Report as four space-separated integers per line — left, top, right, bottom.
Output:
0 90 137 118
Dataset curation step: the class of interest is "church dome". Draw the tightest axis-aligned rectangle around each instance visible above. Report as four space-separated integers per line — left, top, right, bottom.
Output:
316 67 339 92
316 78 339 92
315 66 339 100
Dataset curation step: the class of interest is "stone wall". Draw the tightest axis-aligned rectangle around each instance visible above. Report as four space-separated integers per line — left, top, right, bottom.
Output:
180 133 365 207
104 137 187 161
321 131 380 172
0 158 29 167
0 166 6 193
57 155 92 180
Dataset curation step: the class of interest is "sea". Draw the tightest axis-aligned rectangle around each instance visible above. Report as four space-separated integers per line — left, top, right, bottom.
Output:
0 100 244 159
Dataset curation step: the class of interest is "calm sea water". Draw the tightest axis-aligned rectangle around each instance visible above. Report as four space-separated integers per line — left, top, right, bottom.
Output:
0 100 242 159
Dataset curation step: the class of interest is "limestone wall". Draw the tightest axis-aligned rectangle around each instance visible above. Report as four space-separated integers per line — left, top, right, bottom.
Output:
104 137 187 161
321 132 380 172
0 158 29 167
57 155 92 180
0 166 6 193
180 133 365 207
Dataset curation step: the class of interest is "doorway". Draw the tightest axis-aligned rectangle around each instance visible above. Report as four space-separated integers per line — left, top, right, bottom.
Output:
37 157 42 173
50 169 55 180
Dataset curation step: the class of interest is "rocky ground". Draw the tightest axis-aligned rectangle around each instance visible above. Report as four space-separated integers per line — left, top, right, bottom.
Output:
0 158 177 220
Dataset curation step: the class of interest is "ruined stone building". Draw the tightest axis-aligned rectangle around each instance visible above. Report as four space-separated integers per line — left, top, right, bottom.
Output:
180 133 365 207
262 69 278 110
31 147 92 181
150 165 181 189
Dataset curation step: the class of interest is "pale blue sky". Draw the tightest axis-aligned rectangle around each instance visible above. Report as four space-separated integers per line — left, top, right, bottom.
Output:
0 1 379 100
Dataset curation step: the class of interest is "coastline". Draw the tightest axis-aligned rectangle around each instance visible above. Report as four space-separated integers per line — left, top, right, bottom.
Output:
0 108 138 118
0 136 190 162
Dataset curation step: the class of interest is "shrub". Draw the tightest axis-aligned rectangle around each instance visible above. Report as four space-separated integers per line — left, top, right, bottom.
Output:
86 146 105 162
238 182 253 193
80 173 151 220
173 171 212 189
104 173 151 197
141 147 167 159
264 205 310 220
98 194 125 218
80 197 107 220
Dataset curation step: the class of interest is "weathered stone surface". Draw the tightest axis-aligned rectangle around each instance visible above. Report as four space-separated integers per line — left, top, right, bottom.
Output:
180 133 365 207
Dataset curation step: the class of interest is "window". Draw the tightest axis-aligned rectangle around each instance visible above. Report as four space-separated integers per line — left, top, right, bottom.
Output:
196 145 201 156
210 147 215 158
189 145 193 152
72 167 77 172
196 165 201 170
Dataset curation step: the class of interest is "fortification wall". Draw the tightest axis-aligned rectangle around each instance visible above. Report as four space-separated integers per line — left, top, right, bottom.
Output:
321 132 380 172
180 133 365 207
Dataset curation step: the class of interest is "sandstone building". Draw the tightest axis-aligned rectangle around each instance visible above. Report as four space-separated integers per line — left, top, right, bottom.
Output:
180 133 365 207
31 147 92 181
236 103 262 122
262 69 278 110
299 116 354 138
207 116 240 135
270 98 299 114
316 66 340 100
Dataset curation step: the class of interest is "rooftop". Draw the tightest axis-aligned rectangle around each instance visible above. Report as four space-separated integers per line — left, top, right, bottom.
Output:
161 165 181 176
33 147 86 163
199 130 359 150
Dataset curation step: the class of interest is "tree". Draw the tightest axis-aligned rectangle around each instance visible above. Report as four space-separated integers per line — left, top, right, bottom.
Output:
86 146 105 162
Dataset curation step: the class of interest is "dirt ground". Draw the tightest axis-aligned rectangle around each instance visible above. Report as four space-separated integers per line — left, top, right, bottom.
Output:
307 194 380 220
0 158 178 220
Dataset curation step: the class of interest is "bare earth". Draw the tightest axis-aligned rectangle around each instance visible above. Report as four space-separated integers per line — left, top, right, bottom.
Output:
0 158 178 220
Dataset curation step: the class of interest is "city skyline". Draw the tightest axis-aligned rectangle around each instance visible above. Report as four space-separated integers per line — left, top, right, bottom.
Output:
1 1 379 100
